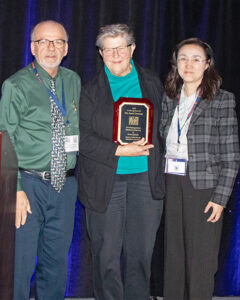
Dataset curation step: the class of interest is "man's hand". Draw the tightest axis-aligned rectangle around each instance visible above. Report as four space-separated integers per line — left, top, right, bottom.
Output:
115 138 154 157
204 201 224 223
15 191 32 228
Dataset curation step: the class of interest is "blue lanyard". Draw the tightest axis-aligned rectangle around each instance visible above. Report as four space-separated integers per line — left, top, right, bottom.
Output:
177 91 201 144
32 62 68 122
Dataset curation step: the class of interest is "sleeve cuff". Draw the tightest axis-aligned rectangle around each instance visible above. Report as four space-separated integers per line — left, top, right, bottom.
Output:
17 171 23 191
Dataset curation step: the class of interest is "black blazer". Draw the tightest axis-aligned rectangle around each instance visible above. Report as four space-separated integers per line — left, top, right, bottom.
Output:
77 62 165 212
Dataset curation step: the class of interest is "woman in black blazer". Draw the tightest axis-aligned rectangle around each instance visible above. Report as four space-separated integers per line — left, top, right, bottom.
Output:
78 24 165 300
160 38 239 300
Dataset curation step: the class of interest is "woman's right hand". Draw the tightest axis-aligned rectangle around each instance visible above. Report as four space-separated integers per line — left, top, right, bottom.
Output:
115 138 154 157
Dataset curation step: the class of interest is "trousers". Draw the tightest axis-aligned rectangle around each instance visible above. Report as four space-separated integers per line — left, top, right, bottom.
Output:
86 172 163 300
13 171 77 300
164 172 223 300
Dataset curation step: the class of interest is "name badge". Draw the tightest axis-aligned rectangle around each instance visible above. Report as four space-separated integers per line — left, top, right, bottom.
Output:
165 157 187 176
65 135 79 152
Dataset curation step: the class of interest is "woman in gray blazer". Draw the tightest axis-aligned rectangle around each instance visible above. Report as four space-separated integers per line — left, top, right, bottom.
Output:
160 38 239 300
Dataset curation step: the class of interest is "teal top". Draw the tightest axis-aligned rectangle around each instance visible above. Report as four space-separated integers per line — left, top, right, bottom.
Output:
0 60 81 190
105 60 148 174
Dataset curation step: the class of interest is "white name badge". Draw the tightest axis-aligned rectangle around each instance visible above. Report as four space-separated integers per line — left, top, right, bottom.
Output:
165 157 187 176
65 135 79 152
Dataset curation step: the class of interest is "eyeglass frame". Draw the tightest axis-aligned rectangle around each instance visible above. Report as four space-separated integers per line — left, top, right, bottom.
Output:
101 44 132 56
177 57 209 65
32 39 67 48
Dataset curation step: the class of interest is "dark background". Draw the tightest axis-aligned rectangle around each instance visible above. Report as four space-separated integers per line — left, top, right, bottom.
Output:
0 0 239 297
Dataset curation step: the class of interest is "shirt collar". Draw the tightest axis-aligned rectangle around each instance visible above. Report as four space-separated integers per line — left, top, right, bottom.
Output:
33 59 61 80
180 84 199 103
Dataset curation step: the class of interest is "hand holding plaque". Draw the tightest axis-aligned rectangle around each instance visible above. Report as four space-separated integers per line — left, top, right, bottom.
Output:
113 97 153 145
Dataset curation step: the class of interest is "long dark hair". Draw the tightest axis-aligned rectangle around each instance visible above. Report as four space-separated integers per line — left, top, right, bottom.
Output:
165 38 222 100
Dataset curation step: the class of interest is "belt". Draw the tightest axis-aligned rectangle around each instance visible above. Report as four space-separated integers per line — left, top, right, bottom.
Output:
19 168 75 181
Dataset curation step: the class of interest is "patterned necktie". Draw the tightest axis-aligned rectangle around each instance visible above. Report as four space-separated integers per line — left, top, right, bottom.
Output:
50 78 67 192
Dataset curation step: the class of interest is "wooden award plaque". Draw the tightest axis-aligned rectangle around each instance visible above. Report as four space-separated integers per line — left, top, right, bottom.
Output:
113 97 153 145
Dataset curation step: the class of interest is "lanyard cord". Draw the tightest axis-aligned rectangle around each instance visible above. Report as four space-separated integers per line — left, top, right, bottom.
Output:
177 90 202 144
31 62 68 120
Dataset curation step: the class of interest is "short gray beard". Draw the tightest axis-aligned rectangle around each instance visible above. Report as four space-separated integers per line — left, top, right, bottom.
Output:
40 60 60 69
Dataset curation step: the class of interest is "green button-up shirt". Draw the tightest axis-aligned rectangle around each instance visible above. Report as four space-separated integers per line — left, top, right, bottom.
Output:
0 60 81 190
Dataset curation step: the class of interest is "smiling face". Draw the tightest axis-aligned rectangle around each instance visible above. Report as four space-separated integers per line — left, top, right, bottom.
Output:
31 22 68 77
177 44 209 89
100 35 136 77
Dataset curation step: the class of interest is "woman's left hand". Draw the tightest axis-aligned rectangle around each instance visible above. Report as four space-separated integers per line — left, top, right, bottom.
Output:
204 201 224 223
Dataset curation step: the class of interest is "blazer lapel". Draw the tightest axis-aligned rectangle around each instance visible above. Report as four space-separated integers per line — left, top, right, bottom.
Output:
96 70 115 138
161 98 177 138
165 98 177 128
189 98 210 128
168 99 177 119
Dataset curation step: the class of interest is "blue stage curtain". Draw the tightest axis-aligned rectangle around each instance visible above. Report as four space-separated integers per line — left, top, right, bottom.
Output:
0 0 239 297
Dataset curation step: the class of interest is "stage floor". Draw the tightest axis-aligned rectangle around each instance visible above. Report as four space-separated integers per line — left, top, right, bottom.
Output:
62 298 240 299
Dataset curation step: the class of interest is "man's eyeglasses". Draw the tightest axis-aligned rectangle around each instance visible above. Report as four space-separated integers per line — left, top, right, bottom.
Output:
177 57 208 65
101 44 132 56
33 39 67 48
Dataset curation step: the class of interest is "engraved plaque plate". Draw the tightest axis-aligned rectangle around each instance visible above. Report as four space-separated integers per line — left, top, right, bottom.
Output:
113 97 153 145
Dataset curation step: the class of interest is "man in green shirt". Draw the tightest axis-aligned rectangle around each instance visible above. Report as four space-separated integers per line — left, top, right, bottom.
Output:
0 20 80 300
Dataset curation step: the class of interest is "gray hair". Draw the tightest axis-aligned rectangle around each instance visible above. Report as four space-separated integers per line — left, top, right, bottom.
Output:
96 24 135 49
31 20 69 41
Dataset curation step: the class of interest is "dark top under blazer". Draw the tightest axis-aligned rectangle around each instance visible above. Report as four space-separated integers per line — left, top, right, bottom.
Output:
77 63 165 212
159 89 240 207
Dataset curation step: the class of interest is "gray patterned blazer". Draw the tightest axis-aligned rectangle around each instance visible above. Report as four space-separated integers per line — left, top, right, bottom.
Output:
159 89 240 207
